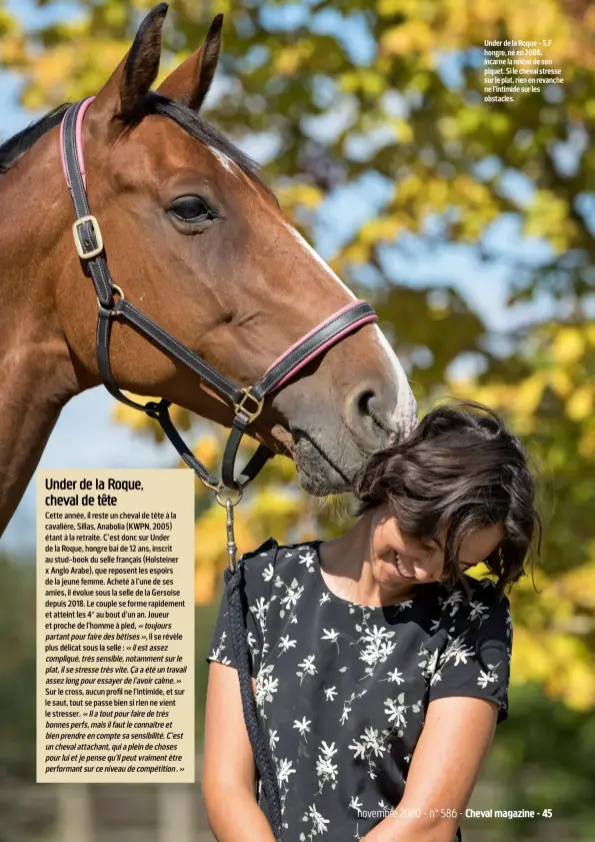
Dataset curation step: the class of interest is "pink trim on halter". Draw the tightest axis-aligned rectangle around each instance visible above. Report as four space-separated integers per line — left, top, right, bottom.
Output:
57 105 376 395
264 300 377 391
59 96 95 190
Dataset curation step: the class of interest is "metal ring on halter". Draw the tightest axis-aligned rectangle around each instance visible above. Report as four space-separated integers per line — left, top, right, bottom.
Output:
96 284 125 313
201 476 225 495
215 486 244 508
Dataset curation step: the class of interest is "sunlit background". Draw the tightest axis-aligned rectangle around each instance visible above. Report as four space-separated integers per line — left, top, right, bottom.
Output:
1 1 594 840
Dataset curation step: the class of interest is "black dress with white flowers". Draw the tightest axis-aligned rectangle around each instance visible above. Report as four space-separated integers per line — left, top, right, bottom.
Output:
206 538 512 842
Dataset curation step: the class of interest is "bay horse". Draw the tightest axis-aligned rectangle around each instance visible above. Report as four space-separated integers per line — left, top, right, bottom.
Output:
0 4 417 537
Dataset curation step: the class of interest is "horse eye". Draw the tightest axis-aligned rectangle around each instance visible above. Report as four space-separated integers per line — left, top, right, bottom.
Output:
170 195 215 222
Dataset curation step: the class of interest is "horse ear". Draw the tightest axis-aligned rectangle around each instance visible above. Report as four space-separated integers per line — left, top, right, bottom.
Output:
157 14 223 111
92 3 168 122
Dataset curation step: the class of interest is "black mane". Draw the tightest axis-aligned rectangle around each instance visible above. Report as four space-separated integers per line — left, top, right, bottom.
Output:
0 104 70 174
0 94 273 199
145 93 264 183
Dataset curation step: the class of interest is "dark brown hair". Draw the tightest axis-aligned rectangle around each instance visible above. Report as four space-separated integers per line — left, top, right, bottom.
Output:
353 400 541 596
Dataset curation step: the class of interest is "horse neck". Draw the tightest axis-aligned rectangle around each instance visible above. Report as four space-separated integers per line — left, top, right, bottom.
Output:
0 129 81 537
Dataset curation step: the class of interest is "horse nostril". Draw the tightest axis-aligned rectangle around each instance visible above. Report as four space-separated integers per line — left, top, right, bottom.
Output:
348 383 396 450
356 389 375 419
357 388 390 432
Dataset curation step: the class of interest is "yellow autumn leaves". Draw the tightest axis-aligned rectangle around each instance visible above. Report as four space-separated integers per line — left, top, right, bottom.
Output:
2 0 594 714
449 323 595 710
452 324 595 445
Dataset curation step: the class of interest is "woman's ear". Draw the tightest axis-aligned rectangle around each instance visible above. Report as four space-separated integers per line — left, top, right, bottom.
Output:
157 14 223 111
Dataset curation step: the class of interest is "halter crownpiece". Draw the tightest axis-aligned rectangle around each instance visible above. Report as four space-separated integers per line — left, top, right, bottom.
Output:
59 97 378 493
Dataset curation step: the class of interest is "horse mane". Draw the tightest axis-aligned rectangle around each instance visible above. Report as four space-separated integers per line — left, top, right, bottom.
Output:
0 103 70 174
0 94 274 201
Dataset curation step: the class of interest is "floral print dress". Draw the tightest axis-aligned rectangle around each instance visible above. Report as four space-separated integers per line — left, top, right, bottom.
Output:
207 538 512 842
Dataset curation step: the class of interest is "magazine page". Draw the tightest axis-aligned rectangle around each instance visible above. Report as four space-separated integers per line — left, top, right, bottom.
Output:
0 1 593 841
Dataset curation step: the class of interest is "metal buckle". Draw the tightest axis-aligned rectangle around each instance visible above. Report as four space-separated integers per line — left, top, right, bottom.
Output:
96 284 125 316
233 387 264 423
73 215 103 260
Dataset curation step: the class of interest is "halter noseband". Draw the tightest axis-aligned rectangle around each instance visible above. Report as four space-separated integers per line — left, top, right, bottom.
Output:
59 97 378 494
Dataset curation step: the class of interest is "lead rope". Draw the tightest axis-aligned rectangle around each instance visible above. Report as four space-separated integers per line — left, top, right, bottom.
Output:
221 497 284 841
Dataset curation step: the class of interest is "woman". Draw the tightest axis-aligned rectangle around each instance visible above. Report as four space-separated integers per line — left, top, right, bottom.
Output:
203 402 540 842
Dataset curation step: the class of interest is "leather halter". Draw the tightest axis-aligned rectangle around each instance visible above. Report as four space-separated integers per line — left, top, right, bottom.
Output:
60 97 378 492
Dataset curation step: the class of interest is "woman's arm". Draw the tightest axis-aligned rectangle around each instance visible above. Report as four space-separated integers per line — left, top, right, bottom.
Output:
202 662 277 842
362 695 498 842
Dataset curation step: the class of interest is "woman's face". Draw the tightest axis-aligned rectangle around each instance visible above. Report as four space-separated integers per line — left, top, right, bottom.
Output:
369 506 504 591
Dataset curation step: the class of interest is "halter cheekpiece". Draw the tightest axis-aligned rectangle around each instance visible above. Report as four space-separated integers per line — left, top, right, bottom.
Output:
59 97 378 498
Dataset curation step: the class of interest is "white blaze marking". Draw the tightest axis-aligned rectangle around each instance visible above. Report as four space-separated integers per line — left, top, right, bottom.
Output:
209 146 260 194
209 147 237 174
285 223 357 300
285 222 418 434
373 326 418 435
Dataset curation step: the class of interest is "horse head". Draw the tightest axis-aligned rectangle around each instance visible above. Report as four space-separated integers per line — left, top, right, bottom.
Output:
0 5 416 533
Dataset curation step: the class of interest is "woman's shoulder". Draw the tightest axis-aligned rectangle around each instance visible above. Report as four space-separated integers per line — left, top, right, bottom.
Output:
464 576 511 609
437 575 512 636
236 536 279 591
237 537 319 599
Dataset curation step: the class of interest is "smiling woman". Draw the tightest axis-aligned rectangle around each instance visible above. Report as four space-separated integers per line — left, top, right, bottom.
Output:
203 400 541 842
351 400 539 599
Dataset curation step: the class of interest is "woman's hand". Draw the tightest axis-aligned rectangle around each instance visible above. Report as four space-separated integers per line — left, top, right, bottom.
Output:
360 695 498 842
202 662 277 842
